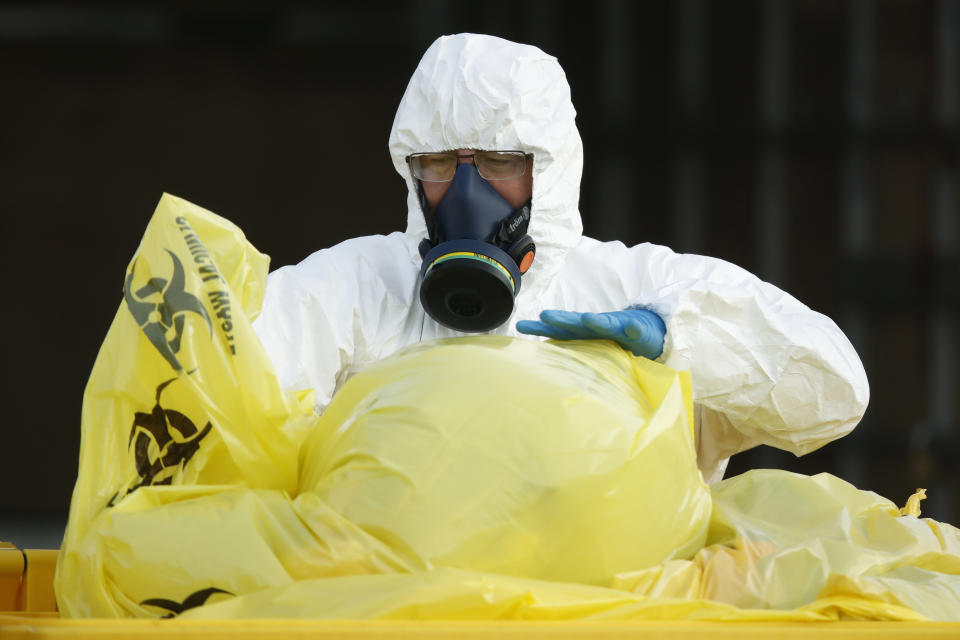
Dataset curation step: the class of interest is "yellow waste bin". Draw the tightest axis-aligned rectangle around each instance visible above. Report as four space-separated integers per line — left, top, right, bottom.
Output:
3 543 960 639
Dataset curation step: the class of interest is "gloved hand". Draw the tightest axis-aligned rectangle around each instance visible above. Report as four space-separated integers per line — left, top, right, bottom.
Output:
516 308 666 360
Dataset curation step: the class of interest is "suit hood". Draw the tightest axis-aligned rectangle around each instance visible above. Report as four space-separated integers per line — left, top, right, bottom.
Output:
388 33 584 296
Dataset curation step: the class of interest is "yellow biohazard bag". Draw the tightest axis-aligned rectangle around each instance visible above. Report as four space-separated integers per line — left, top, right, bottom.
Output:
56 192 710 617
56 194 320 617
57 193 960 622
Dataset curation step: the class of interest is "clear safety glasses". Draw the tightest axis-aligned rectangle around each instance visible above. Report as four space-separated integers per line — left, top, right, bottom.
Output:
407 150 530 182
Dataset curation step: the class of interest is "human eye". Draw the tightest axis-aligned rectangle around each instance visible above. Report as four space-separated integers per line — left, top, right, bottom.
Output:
415 154 456 181
478 152 523 179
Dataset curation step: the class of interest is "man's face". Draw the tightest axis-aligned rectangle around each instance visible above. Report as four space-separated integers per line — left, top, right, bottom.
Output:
420 149 533 210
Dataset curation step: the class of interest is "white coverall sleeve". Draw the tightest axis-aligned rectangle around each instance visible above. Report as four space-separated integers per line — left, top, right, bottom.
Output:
617 242 869 480
251 257 355 412
252 233 419 415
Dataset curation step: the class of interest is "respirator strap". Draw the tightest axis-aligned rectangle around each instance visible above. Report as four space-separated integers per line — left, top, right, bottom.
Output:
496 201 532 245
496 200 536 274
417 181 440 258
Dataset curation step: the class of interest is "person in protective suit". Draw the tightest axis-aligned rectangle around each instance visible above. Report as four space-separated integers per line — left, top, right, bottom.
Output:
253 33 869 484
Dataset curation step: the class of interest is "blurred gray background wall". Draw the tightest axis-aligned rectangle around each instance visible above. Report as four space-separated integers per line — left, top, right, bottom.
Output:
2 0 958 548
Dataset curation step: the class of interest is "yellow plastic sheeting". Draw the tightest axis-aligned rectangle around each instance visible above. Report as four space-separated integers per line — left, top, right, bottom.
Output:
611 471 960 620
56 194 320 617
297 336 709 586
57 194 960 622
172 472 960 621
56 193 710 618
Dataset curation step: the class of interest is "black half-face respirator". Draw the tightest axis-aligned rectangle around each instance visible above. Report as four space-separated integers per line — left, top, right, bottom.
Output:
417 164 535 332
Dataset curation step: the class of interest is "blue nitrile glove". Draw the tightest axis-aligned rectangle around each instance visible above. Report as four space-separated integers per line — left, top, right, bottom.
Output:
516 308 666 360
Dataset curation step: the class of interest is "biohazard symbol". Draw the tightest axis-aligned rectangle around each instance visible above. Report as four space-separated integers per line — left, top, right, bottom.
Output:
141 587 233 618
124 378 213 496
124 249 212 371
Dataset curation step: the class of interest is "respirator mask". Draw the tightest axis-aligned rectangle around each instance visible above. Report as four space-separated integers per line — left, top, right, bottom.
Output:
409 151 536 332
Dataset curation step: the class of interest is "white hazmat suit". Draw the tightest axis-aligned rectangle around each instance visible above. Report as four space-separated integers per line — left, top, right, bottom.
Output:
253 33 869 483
